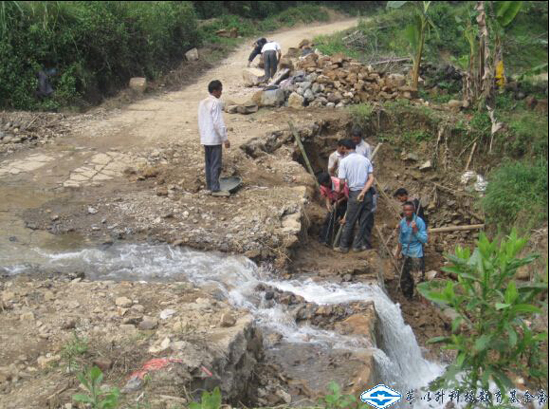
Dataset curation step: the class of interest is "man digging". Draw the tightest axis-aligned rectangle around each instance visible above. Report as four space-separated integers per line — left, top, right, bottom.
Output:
198 80 230 197
335 139 375 253
395 201 428 300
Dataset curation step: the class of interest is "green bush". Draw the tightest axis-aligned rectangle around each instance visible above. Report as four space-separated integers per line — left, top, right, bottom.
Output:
0 1 199 110
482 160 548 230
419 230 548 397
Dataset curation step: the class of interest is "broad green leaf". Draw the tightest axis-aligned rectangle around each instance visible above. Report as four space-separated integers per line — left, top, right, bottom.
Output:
474 335 491 352
533 332 548 342
451 316 462 332
512 304 542 314
507 327 518 347
496 302 511 310
496 1 522 27
189 403 201 409
456 352 466 367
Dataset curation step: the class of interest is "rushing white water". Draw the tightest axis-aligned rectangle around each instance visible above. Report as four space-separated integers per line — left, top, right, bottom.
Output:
13 243 545 408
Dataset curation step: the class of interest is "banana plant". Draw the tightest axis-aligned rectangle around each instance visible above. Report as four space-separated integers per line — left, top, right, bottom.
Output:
387 1 435 89
492 1 522 89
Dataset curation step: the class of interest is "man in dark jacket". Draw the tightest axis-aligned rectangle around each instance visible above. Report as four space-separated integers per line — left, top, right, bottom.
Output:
393 188 428 226
247 38 267 67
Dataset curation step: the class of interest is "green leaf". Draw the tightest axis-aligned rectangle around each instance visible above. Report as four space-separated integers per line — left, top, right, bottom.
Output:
72 394 93 403
387 1 408 9
512 304 542 314
533 332 548 342
474 335 491 352
496 1 522 27
496 303 511 310
189 403 201 409
456 352 466 367
507 327 518 347
504 281 518 304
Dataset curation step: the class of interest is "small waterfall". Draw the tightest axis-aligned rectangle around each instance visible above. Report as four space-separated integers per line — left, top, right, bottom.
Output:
4 244 444 397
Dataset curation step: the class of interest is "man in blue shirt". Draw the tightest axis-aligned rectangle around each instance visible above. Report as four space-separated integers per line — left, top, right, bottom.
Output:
395 201 428 300
336 139 375 253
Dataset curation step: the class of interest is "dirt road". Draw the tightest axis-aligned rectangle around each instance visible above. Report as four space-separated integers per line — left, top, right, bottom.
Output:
0 18 358 265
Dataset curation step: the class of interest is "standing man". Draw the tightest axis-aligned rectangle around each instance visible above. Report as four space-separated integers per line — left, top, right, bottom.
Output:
198 80 230 197
247 37 267 67
336 139 375 253
318 172 349 246
350 126 372 161
327 139 347 177
395 202 428 300
261 40 282 80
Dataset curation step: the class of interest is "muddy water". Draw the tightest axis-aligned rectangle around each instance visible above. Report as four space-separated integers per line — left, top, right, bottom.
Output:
2 243 449 405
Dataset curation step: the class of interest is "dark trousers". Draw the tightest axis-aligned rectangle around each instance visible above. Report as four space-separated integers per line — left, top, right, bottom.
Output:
339 190 373 250
264 50 278 79
400 257 425 300
204 145 222 191
319 201 347 245
248 45 262 63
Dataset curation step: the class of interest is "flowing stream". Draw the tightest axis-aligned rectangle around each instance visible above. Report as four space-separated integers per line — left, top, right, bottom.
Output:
6 243 537 408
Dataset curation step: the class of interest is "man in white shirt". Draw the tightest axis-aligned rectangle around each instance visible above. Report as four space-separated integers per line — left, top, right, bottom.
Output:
327 139 347 176
351 126 372 161
198 80 230 196
261 41 282 80
336 139 375 253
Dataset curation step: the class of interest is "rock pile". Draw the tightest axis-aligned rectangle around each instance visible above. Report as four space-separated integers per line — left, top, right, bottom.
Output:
284 52 417 108
242 41 419 111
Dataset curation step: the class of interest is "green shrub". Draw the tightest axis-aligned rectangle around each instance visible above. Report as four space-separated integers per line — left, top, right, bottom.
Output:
419 230 548 397
482 160 548 230
0 1 199 110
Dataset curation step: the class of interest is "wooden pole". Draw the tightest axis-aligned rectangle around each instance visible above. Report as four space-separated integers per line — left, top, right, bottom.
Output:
375 226 401 276
429 224 484 233
289 121 319 189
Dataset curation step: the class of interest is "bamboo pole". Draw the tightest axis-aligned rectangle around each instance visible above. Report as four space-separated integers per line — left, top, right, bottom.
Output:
429 224 484 233
288 121 319 189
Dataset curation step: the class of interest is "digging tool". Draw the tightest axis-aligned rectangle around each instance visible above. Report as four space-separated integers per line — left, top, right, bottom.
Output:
429 224 484 233
332 143 383 249
323 207 336 245
289 121 319 189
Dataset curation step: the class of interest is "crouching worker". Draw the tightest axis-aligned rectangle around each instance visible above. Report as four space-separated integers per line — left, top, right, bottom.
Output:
318 172 348 246
395 201 428 300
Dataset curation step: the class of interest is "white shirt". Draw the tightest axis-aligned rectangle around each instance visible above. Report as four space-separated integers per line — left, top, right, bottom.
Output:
338 152 374 192
355 140 372 161
328 150 344 175
198 95 227 146
261 42 281 53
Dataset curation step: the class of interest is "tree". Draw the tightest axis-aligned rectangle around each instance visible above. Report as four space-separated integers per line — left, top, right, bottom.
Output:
387 1 435 89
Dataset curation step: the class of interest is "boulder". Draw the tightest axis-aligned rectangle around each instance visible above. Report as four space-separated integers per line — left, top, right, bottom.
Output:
129 77 147 94
284 47 300 58
185 48 199 61
288 92 304 109
242 68 265 87
386 73 406 88
303 89 314 102
259 89 285 107
236 102 259 115
447 99 462 111
268 68 290 86
278 57 294 71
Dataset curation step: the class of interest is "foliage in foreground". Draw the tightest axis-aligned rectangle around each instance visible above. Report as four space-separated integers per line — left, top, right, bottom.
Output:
73 366 120 409
418 230 548 401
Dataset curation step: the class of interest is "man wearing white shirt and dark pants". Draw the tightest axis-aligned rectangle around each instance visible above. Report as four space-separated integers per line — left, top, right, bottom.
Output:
351 126 372 161
198 80 230 197
337 140 375 253
261 41 281 80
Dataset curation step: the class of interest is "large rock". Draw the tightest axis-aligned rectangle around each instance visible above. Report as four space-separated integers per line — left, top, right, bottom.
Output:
185 48 199 61
386 73 406 88
258 89 285 107
242 68 265 87
129 77 147 94
236 102 259 115
288 92 304 109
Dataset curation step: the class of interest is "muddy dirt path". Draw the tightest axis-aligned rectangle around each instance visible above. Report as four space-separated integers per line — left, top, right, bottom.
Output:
0 18 358 263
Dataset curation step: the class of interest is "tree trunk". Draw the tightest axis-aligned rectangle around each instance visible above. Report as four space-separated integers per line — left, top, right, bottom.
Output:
412 19 427 90
476 0 494 109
